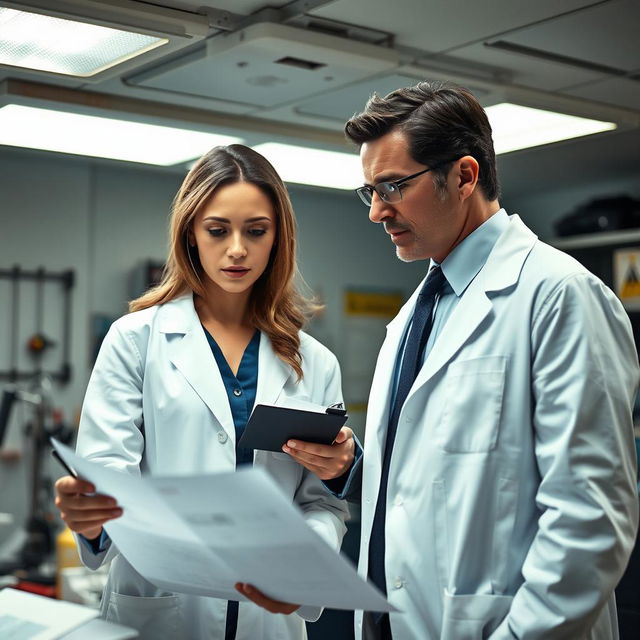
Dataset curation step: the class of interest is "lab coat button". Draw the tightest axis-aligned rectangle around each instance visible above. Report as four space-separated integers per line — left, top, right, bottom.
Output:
405 415 413 423
217 431 228 444
394 496 403 506
233 388 242 397
393 577 404 590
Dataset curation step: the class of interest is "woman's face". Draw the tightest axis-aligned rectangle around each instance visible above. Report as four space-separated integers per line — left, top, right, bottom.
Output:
191 181 276 298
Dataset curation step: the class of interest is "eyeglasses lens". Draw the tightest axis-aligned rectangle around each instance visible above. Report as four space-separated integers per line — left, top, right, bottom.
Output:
356 182 403 207
357 187 373 206
378 182 400 203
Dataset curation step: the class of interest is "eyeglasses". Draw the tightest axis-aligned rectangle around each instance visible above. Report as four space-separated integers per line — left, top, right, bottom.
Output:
355 159 457 207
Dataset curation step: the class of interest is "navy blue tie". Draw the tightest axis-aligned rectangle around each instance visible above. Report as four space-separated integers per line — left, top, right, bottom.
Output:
368 266 446 627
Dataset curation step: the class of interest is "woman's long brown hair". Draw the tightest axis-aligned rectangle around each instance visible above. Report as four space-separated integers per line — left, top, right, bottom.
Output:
129 144 316 380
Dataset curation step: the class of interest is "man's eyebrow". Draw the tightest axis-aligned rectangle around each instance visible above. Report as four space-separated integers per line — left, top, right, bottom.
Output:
365 173 405 186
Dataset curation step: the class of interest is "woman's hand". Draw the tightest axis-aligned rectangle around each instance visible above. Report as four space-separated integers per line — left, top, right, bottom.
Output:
282 426 355 480
54 475 122 540
235 583 300 614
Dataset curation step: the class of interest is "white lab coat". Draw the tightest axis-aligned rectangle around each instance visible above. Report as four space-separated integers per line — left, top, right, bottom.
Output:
74 294 349 640
355 215 639 640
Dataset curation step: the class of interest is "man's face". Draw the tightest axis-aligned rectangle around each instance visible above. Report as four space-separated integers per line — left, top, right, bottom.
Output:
360 129 464 263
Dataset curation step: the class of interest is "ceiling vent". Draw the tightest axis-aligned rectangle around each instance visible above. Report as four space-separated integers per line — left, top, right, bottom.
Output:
128 22 400 108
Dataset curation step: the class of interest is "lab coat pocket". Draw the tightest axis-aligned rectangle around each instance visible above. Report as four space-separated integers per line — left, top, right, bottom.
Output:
441 591 513 640
105 593 182 639
437 356 507 453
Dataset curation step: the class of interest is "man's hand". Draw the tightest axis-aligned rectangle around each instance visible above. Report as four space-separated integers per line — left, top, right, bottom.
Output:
235 583 300 614
282 426 355 480
54 475 122 540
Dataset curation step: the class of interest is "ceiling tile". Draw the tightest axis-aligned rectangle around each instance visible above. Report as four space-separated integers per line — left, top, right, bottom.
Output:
444 42 602 91
294 73 428 122
487 0 640 72
310 0 596 53
563 76 640 111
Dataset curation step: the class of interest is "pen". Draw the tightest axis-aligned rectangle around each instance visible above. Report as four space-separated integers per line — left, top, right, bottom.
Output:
51 446 98 497
326 402 347 416
51 447 78 479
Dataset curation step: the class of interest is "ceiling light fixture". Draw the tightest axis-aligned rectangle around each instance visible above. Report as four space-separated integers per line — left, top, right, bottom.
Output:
0 7 167 77
252 142 362 190
486 103 616 154
0 1 209 81
0 104 243 166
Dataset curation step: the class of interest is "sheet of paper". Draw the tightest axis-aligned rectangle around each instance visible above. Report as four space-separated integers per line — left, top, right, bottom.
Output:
61 618 138 640
150 470 393 611
52 440 393 613
51 441 239 601
0 589 98 640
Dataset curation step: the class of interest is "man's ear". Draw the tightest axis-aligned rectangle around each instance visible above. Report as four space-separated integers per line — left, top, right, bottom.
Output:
457 156 480 201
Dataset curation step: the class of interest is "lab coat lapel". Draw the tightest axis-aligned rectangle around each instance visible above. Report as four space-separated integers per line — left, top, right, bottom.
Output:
410 214 537 394
412 283 492 389
255 332 292 405
160 296 235 440
364 297 415 487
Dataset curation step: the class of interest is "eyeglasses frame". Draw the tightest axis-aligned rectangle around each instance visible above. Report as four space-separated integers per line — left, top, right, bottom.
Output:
355 158 459 207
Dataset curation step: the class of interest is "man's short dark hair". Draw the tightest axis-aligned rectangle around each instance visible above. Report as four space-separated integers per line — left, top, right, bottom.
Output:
345 81 500 201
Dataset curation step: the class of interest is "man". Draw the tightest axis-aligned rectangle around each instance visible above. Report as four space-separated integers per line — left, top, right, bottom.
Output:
242 81 639 639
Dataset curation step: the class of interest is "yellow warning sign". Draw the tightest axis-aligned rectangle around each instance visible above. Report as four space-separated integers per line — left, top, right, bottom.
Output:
614 249 640 309
344 290 403 317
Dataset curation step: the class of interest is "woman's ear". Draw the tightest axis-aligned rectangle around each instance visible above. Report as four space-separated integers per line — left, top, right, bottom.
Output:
187 229 196 248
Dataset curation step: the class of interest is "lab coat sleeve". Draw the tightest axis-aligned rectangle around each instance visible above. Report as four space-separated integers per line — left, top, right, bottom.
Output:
295 348 351 622
74 319 146 570
322 437 363 502
490 274 639 639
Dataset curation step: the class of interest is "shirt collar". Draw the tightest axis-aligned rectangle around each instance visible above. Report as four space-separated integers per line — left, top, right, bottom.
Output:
432 208 509 297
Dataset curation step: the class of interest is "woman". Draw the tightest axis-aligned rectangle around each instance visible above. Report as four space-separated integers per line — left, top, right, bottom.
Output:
54 145 351 639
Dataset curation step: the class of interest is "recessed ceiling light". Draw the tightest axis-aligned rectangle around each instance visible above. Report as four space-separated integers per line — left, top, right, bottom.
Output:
486 103 617 154
252 142 361 190
0 7 168 77
0 105 243 165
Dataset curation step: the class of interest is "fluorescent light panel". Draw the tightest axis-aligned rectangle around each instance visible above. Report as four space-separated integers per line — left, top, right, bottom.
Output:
0 105 243 165
486 103 616 154
254 106 617 190
0 7 167 76
252 143 361 190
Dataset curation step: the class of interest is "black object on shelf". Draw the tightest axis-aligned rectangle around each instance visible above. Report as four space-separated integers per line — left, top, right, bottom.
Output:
554 195 640 237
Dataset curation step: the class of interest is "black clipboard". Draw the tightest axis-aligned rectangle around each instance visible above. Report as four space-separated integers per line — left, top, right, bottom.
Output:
237 403 348 452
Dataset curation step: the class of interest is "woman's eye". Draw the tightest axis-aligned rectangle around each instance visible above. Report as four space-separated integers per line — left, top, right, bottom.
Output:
248 228 267 237
207 228 226 237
